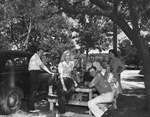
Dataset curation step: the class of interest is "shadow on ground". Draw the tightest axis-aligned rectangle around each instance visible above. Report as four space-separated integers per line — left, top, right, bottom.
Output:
105 90 149 117
123 76 144 82
1 70 150 117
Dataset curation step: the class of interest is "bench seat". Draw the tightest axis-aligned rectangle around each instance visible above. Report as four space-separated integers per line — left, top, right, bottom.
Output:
68 100 87 106
47 95 88 110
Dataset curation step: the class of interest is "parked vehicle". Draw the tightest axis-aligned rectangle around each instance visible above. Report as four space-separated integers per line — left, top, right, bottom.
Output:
0 50 48 115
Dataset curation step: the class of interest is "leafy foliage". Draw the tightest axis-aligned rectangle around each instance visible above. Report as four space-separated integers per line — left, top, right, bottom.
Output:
119 39 141 68
72 15 113 56
0 0 75 58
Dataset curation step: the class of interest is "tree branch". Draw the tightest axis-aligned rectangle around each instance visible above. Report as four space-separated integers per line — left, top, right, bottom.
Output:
90 0 113 10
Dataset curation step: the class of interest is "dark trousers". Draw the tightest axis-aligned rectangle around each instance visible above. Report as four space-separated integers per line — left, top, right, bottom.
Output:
28 70 52 111
56 78 75 114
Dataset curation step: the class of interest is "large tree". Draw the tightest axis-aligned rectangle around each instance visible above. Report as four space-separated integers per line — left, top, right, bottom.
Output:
73 14 113 57
52 0 150 110
0 0 75 56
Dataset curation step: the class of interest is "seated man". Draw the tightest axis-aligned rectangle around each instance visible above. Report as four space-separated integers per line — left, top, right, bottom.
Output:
83 54 103 85
87 66 114 117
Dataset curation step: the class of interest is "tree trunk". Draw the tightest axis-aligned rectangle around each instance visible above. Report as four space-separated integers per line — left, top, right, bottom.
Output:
85 49 89 62
142 55 150 111
113 16 150 111
24 22 32 50
113 0 118 52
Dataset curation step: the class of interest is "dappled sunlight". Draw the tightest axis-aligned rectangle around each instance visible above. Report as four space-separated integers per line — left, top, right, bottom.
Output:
123 94 145 98
1 70 150 117
122 80 144 89
106 93 149 117
121 70 145 90
123 88 145 98
103 70 149 117
10 109 55 117
122 76 144 82
121 70 142 78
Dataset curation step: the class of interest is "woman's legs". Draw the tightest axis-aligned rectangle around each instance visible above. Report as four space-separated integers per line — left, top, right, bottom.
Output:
56 78 75 114
56 80 66 114
64 78 75 101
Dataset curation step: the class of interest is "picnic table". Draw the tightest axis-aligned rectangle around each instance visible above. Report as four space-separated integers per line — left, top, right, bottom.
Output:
47 85 93 115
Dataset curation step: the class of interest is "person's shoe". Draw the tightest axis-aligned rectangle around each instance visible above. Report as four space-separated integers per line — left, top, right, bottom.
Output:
29 109 40 113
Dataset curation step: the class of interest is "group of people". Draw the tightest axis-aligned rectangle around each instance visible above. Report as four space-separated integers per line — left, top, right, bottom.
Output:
87 49 125 117
27 48 125 117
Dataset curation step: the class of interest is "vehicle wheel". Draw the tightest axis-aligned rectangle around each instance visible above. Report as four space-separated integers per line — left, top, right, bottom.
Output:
0 87 23 115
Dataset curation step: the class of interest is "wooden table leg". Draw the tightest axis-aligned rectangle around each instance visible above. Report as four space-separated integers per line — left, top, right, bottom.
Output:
88 90 92 115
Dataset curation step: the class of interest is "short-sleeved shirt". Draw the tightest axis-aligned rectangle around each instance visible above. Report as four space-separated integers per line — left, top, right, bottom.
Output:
28 53 43 71
91 73 112 94
109 58 125 80
109 58 124 73
58 61 74 78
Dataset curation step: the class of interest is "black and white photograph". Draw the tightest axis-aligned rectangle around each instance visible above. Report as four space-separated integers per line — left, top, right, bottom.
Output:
0 0 150 117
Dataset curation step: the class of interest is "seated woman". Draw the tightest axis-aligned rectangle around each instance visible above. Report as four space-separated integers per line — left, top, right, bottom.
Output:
56 50 76 115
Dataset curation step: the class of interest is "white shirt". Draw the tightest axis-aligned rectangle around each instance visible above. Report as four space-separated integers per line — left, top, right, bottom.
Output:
86 61 103 71
58 61 74 78
28 53 43 71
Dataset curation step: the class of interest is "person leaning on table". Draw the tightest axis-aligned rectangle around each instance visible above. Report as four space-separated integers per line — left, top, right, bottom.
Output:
28 48 54 112
87 66 114 117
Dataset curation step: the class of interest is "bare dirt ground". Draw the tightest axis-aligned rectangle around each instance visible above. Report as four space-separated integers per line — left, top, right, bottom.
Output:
1 70 150 117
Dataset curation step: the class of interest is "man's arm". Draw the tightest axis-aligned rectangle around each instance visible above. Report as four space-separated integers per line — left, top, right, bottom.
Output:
38 56 54 75
117 59 125 74
40 63 54 75
88 74 100 88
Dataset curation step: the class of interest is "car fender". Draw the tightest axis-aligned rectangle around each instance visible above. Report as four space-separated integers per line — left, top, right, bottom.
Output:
0 87 5 105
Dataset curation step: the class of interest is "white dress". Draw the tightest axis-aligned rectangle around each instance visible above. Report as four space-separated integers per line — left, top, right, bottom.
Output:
107 72 119 97
105 66 119 97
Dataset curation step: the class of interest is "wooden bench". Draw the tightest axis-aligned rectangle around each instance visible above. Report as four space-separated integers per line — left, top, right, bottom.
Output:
47 92 119 117
47 87 93 115
47 96 88 109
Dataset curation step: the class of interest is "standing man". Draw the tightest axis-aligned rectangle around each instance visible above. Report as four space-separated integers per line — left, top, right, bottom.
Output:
86 55 103 73
87 66 114 117
28 48 54 112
